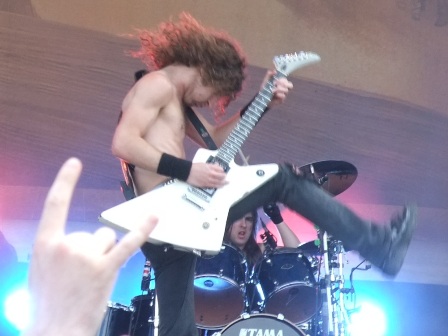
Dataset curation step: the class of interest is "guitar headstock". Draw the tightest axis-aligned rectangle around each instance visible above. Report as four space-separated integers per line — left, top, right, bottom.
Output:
273 51 321 76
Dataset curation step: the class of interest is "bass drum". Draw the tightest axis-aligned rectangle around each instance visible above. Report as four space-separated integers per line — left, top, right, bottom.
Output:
255 248 320 325
219 314 306 336
194 244 248 329
97 302 132 336
129 292 155 336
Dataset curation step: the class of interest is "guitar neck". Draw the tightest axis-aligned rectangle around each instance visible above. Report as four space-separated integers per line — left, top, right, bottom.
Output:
216 72 285 164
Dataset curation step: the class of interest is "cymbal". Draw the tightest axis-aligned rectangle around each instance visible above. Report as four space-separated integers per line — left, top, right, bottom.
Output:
298 160 357 196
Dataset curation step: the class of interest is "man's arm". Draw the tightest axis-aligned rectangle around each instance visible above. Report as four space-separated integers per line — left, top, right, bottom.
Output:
264 203 301 248
112 73 172 173
113 73 227 189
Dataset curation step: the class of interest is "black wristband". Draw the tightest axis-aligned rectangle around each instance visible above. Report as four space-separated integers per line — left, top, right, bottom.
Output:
270 213 284 225
157 153 192 181
240 94 270 118
263 203 284 225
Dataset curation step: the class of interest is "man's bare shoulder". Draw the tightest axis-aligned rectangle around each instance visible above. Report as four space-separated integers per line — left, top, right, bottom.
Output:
137 71 174 95
126 70 175 109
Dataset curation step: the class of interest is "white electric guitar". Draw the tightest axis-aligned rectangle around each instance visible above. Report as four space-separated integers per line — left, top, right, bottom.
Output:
99 51 321 255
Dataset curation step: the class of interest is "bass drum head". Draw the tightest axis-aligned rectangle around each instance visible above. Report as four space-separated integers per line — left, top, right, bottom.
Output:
256 248 320 324
220 314 306 336
194 244 247 329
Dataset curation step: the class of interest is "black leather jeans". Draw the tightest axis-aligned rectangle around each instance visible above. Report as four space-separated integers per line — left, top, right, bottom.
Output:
228 163 392 268
141 243 198 336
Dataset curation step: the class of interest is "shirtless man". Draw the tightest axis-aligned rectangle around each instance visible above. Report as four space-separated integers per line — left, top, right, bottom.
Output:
112 13 416 336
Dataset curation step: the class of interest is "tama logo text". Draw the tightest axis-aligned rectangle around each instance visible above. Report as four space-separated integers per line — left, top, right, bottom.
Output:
239 329 284 336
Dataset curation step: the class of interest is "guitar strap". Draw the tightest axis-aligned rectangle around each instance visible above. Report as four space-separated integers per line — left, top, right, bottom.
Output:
184 106 218 150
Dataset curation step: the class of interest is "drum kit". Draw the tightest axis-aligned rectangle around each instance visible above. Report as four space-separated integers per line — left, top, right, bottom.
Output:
194 160 359 336
194 238 353 336
98 160 362 336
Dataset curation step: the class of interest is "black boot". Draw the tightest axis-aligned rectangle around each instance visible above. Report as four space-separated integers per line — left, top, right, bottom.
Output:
378 206 417 275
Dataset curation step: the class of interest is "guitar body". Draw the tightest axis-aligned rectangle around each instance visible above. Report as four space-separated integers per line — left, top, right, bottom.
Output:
100 148 279 255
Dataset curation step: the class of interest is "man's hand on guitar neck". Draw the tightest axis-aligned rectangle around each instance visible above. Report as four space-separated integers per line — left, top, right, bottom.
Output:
263 70 294 109
187 162 228 188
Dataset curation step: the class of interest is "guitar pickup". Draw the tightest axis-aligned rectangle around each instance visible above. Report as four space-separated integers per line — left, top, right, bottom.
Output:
182 194 205 210
187 186 215 202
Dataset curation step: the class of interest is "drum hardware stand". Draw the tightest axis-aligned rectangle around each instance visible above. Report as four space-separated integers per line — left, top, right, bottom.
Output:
318 231 352 336
341 259 372 333
320 231 335 336
260 219 278 252
153 293 159 336
246 264 266 314
132 259 159 336
247 245 274 314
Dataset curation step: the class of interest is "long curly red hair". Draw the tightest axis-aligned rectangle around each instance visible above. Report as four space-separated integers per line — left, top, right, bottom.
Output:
131 13 247 116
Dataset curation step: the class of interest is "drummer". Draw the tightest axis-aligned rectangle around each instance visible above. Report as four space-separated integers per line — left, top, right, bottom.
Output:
220 203 302 317
223 202 301 267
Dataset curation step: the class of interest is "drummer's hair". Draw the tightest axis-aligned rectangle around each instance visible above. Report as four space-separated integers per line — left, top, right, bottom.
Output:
243 210 262 265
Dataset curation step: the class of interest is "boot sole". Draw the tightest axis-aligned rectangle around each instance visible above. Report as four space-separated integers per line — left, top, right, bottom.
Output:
382 205 418 277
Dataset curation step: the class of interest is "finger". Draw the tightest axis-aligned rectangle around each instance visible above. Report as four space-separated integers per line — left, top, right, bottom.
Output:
107 216 158 267
274 82 291 92
37 158 83 241
93 227 117 254
274 92 286 100
216 179 229 188
212 164 227 178
261 70 275 87
210 163 224 173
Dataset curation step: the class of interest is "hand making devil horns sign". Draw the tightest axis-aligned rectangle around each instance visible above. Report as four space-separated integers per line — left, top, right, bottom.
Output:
22 158 158 336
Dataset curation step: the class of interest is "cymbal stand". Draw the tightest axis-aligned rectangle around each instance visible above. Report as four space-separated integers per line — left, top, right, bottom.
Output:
333 239 349 336
321 234 352 336
321 231 335 336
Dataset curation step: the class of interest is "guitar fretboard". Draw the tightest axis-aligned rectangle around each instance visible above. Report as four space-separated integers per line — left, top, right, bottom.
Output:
216 73 286 165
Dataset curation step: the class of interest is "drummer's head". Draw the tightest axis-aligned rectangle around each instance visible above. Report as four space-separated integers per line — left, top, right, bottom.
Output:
225 210 259 250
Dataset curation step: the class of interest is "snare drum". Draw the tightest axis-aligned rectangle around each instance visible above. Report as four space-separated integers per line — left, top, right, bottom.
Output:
219 313 306 336
255 248 320 324
194 244 248 329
